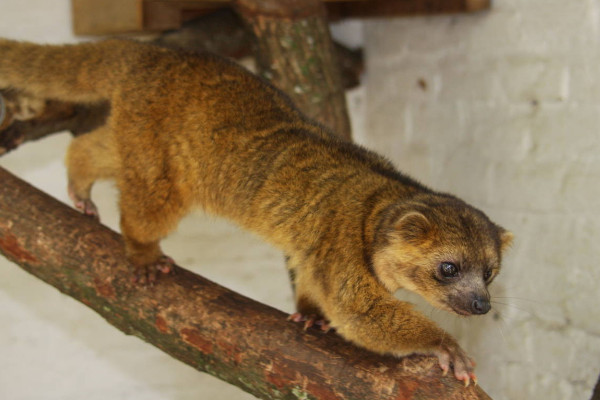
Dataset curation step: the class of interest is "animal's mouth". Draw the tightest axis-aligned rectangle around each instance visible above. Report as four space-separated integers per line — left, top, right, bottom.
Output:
446 302 473 316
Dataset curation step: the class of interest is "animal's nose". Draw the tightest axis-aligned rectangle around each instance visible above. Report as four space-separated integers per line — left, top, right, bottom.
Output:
471 297 491 314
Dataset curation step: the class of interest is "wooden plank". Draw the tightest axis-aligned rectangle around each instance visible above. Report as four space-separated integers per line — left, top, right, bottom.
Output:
326 0 491 19
143 1 221 31
72 0 490 36
72 0 143 35
149 0 368 2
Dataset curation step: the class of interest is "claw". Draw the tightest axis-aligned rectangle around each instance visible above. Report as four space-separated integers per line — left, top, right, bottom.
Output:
434 343 476 386
441 366 449 377
470 373 478 386
303 318 314 330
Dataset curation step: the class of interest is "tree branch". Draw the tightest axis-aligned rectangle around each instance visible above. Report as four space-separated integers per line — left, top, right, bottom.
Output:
0 166 492 399
0 90 108 154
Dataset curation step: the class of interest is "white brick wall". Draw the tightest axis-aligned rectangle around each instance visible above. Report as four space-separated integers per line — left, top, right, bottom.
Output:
363 1 600 398
1 1 599 399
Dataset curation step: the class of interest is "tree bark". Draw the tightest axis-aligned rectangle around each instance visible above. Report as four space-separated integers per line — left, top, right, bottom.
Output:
234 0 352 140
0 166 492 400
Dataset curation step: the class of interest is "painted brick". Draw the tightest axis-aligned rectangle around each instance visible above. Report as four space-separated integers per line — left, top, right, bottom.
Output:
363 0 600 398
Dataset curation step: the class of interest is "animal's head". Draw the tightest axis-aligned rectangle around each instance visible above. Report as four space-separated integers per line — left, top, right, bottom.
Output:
372 193 513 316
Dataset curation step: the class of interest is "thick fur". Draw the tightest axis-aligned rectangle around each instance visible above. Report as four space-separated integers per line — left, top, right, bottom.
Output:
0 38 512 383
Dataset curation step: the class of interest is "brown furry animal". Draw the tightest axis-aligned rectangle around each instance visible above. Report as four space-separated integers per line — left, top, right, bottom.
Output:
0 38 512 385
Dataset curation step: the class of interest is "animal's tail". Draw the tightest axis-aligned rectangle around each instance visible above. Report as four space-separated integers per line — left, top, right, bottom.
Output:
0 38 132 103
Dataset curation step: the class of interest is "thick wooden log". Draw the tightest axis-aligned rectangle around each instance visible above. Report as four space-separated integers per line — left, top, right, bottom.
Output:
234 0 353 140
0 166 492 399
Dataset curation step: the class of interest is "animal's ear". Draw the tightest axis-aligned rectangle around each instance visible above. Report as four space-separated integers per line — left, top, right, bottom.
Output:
394 211 432 244
498 227 514 252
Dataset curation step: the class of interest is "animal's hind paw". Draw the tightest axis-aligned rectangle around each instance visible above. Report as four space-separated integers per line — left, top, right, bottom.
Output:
68 184 99 220
288 312 333 332
133 255 176 286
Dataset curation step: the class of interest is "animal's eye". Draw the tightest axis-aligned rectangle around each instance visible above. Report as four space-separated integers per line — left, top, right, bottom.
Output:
439 262 459 278
484 269 494 282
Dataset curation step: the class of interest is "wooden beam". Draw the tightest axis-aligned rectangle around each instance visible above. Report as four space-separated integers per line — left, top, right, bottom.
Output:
143 1 222 31
0 166 493 400
72 0 143 35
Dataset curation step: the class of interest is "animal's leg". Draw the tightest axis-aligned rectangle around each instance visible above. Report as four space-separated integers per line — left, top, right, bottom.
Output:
66 126 118 219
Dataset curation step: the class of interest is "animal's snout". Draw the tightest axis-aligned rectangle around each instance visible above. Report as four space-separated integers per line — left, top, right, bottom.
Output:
471 296 491 315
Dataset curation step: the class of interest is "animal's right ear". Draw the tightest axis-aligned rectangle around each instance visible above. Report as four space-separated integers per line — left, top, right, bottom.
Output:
498 227 514 253
394 211 432 244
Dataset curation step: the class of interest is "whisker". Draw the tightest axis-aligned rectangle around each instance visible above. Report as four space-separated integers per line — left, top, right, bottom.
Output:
492 311 510 347
493 296 540 304
491 300 535 317
491 300 529 308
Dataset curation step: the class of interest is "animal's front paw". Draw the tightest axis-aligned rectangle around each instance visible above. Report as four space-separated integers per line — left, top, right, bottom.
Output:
430 340 477 386
133 255 176 286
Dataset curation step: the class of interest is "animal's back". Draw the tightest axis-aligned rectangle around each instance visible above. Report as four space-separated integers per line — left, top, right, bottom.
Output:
0 37 399 251
105 44 419 251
